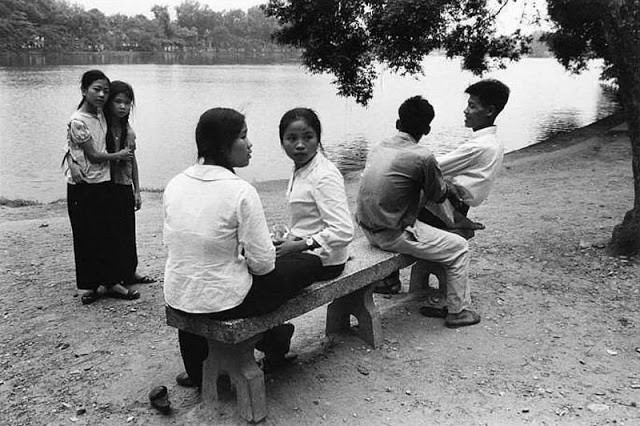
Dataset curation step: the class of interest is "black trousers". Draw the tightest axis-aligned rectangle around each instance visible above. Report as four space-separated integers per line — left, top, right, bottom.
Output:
110 184 138 282
67 182 115 290
177 253 345 386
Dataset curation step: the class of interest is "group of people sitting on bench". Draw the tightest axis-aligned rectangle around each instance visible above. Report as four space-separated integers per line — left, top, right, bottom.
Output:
162 79 510 388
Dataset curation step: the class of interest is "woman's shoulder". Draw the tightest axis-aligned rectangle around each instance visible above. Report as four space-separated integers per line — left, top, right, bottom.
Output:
315 153 343 179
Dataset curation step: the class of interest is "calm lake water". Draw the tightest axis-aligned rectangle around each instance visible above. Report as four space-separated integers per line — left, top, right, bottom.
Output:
0 56 618 202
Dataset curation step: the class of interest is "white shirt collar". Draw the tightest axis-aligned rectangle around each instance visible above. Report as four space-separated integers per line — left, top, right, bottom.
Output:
471 126 497 138
183 164 240 181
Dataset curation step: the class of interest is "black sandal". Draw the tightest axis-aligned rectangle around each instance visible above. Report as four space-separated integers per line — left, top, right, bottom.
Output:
105 288 140 300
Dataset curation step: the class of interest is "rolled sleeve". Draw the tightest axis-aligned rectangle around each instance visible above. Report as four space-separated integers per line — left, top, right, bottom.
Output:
237 187 276 276
68 119 92 145
421 155 447 203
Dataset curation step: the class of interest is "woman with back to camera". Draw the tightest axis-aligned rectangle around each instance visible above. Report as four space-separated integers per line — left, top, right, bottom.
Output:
163 107 346 388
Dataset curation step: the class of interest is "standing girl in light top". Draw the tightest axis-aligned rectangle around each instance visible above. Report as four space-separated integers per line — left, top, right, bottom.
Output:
64 70 134 305
104 81 155 288
275 108 354 278
164 108 340 388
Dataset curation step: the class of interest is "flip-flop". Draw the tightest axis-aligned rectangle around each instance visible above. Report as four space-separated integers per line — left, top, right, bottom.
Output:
105 288 140 300
129 275 156 284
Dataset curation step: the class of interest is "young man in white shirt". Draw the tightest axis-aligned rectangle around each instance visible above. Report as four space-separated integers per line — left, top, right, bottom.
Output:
418 79 511 318
421 79 511 238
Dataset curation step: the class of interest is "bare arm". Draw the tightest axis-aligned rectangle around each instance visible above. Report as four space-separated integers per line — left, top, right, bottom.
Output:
79 141 133 163
132 154 141 210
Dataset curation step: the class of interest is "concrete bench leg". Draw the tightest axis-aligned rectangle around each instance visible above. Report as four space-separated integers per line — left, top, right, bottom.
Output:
326 285 382 348
202 336 266 422
408 260 447 302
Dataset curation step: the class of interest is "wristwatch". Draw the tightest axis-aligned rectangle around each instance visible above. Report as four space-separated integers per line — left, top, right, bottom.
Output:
305 237 315 249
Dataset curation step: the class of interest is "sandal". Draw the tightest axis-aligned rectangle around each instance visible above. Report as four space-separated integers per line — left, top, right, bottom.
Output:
128 275 156 285
105 288 140 300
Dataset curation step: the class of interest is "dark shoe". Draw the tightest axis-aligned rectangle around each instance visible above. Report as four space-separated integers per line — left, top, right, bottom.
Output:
445 310 481 328
81 291 100 305
256 323 295 354
149 386 171 414
419 305 448 318
261 354 298 374
373 272 401 294
175 372 198 388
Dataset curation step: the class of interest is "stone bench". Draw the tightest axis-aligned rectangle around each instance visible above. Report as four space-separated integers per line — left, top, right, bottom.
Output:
165 237 416 422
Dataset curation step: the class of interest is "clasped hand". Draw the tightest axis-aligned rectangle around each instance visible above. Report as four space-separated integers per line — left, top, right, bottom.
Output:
273 236 304 257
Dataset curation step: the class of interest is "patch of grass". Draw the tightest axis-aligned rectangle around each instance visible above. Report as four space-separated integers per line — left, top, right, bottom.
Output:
0 197 42 207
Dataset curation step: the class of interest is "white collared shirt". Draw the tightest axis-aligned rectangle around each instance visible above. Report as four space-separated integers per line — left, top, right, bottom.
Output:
163 165 275 313
436 126 503 207
287 152 354 266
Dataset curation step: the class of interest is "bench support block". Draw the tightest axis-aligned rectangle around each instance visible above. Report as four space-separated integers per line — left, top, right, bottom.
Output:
326 284 382 348
409 260 448 303
202 336 266 423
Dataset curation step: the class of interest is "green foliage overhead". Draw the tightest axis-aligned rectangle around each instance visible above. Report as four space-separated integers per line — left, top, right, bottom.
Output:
264 0 531 104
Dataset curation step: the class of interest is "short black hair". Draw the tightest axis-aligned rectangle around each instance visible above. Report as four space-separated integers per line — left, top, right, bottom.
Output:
398 96 435 136
195 108 245 170
465 79 510 114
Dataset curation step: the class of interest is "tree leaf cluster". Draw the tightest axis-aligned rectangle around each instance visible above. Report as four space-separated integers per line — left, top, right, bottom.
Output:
264 0 531 105
0 0 283 54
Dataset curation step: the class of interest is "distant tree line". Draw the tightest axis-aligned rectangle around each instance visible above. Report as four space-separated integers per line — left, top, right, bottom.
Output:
0 0 292 53
0 0 552 57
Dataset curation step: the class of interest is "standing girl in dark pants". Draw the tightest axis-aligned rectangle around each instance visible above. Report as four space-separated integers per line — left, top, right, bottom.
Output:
104 81 155 287
64 70 135 304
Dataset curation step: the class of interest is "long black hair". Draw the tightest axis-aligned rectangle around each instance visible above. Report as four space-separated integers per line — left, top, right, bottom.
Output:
104 81 135 153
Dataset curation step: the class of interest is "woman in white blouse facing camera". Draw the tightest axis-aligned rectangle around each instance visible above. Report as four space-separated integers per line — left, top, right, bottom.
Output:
275 108 354 279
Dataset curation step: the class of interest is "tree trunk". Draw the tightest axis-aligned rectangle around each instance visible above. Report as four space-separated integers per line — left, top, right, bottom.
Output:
610 94 640 255
605 0 640 255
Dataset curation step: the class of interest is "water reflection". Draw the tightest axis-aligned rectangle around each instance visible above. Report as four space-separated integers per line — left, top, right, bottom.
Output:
324 136 370 176
0 56 620 202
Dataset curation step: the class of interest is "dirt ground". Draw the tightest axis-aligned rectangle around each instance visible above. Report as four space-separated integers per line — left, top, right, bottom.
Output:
1 115 639 425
